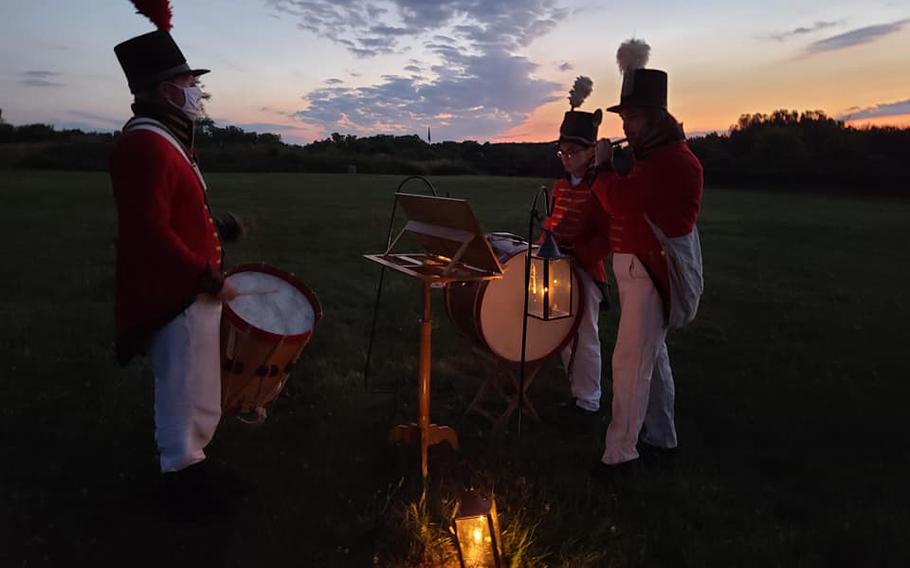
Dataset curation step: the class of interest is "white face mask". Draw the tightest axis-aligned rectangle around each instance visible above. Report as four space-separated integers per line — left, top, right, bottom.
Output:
166 83 206 120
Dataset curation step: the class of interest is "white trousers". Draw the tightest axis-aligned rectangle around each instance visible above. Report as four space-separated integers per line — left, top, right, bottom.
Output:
561 269 604 412
148 298 223 473
602 253 677 465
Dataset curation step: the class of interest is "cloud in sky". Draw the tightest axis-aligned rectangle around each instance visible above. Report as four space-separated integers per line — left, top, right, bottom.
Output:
269 0 567 139
269 0 566 57
557 61 573 71
837 99 910 121
765 20 843 41
20 70 64 87
803 18 910 55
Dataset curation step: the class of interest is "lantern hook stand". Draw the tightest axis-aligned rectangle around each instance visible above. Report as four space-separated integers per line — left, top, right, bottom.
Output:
517 185 551 440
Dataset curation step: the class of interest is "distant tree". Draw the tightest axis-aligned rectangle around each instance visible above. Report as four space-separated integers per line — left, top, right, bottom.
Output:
1 109 907 193
752 127 808 171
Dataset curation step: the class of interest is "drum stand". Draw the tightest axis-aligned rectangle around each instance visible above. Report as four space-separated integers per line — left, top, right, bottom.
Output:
466 348 543 437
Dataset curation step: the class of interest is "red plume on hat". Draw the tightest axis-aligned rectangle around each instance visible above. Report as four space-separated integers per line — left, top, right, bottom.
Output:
130 0 173 31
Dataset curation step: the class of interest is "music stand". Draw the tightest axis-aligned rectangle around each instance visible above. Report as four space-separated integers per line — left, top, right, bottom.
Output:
364 193 502 482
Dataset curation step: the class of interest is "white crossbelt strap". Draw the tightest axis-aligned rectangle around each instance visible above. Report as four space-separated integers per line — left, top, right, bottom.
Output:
123 117 207 191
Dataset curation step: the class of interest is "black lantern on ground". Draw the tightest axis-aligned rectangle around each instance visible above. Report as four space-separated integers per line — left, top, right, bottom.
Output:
527 230 573 321
452 488 504 568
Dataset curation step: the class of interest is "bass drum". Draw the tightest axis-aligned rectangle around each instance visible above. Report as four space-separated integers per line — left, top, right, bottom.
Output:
444 232 584 365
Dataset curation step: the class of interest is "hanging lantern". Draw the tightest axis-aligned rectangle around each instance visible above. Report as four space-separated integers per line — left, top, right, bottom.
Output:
452 488 504 568
527 231 572 320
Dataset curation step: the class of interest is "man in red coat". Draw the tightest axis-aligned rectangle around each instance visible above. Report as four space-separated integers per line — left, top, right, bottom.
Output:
110 16 238 513
590 40 704 471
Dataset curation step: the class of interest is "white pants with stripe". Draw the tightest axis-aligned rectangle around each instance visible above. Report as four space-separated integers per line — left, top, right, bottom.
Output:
561 269 604 412
602 253 677 465
148 298 223 473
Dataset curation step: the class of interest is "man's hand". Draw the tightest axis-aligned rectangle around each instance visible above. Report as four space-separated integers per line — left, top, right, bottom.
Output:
214 212 246 243
594 138 613 168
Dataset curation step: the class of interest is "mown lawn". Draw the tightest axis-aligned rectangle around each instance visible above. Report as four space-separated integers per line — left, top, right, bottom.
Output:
1 170 908 567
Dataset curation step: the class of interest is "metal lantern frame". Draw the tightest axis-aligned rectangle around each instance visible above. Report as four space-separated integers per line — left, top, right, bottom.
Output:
452 488 504 568
526 230 574 321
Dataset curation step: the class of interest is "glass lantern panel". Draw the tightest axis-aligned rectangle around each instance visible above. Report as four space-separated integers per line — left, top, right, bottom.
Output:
455 514 496 567
547 257 572 319
527 257 546 319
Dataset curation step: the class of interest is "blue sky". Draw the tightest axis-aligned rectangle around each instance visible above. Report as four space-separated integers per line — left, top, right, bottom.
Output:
1 0 908 143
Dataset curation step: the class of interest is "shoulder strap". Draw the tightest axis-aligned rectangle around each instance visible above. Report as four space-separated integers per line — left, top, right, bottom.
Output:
123 118 207 191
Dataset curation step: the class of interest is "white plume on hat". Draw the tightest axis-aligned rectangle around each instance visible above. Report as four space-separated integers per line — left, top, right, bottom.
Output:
568 76 594 110
616 38 650 74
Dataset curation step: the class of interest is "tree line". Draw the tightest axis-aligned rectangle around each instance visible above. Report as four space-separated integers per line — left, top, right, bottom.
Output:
1 109 907 194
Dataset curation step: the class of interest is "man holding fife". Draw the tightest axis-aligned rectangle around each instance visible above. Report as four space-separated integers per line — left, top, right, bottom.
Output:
590 39 704 475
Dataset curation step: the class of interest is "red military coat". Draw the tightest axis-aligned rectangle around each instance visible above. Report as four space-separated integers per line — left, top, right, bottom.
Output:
590 141 703 314
545 175 611 284
109 128 223 363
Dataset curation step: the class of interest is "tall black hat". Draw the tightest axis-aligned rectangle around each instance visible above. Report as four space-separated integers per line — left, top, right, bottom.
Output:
559 76 602 147
606 69 667 113
606 39 668 113
114 1 209 94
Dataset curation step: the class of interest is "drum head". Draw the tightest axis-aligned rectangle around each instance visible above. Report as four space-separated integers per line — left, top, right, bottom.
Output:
225 267 317 338
478 250 583 364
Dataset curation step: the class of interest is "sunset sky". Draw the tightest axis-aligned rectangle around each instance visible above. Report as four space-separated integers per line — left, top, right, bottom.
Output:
2 0 908 144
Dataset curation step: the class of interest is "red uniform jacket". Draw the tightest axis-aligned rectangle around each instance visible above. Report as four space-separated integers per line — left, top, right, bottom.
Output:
109 129 223 363
545 175 611 284
590 141 703 314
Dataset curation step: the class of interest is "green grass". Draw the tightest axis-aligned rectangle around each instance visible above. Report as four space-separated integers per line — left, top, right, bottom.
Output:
1 170 908 567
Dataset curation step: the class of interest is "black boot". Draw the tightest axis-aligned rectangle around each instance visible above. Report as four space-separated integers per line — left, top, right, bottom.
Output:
636 441 679 467
590 458 639 485
555 399 603 433
161 461 227 522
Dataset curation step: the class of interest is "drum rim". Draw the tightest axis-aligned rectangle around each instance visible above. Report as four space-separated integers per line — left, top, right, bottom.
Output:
223 263 324 342
476 253 586 365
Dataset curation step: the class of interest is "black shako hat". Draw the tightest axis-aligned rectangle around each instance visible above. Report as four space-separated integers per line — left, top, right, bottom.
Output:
559 109 602 147
115 30 209 94
606 68 668 113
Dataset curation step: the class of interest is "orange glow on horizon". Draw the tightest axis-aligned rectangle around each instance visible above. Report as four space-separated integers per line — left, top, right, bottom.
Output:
494 100 626 143
845 114 910 129
492 106 910 143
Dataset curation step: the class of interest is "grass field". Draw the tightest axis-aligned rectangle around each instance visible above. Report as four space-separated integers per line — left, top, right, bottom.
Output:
1 170 909 567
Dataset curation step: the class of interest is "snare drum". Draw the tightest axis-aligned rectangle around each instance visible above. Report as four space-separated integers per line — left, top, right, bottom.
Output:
220 264 323 423
444 232 584 365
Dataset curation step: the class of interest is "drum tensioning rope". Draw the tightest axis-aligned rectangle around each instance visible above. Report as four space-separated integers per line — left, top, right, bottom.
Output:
363 176 439 398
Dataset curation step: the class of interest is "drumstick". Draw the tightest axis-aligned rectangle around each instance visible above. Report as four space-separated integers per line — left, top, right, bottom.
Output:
233 289 279 298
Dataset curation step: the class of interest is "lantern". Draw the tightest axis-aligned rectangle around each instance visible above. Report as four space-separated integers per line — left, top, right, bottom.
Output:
527 231 572 320
452 489 504 568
